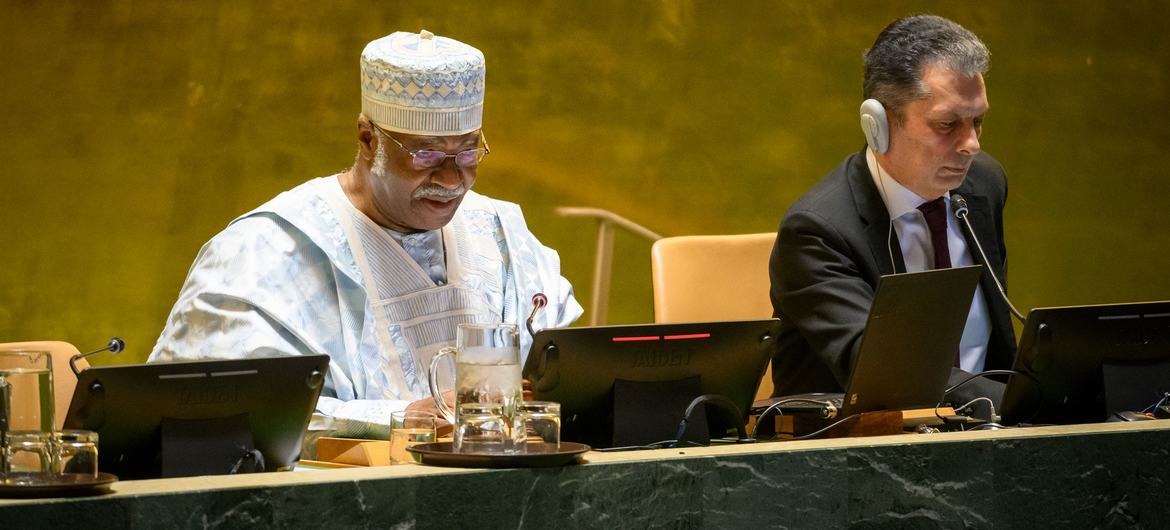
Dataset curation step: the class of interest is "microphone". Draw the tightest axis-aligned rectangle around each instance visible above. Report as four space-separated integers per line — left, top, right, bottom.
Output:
950 194 1025 322
70 337 125 376
526 293 548 337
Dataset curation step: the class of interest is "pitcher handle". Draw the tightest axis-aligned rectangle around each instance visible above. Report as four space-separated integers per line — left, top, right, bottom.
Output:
1 377 11 474
429 347 457 424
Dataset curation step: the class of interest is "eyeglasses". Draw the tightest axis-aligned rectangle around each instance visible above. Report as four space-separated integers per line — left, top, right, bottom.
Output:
375 126 490 170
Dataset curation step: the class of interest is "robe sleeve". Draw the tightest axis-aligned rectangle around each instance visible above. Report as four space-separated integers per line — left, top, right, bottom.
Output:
148 214 410 438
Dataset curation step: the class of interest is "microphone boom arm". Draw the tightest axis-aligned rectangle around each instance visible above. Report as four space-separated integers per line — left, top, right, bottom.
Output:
526 293 548 338
70 337 125 376
951 195 1026 322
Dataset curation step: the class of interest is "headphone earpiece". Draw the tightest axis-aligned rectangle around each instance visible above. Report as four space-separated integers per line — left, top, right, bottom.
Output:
859 99 889 155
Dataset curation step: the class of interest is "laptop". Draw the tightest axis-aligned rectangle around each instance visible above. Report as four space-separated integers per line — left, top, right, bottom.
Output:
523 319 781 448
64 354 330 479
756 265 983 418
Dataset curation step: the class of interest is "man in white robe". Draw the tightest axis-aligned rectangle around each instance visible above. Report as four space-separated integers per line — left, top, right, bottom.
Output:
149 30 582 438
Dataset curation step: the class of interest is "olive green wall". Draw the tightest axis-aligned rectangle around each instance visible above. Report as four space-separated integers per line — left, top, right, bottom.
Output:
2 1 1168 365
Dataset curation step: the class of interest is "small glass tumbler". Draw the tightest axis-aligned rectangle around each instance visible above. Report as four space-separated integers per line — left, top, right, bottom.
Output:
390 411 437 465
520 401 561 448
4 431 52 479
454 403 512 454
52 430 99 477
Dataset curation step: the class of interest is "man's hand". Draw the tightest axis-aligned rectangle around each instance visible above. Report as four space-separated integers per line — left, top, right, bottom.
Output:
406 392 454 436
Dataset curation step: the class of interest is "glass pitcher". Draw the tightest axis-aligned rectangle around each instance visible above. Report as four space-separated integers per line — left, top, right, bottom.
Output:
0 350 54 475
428 323 525 453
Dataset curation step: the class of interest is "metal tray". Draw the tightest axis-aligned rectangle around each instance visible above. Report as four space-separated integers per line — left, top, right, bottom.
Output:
0 472 118 498
407 441 589 468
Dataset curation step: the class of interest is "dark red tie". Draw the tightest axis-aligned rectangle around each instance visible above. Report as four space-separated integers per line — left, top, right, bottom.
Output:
918 197 961 367
917 197 952 270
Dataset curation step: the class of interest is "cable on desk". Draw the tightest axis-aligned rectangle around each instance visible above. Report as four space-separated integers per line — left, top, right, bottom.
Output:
783 413 862 441
1141 392 1170 414
594 439 706 452
750 398 839 440
934 369 1043 425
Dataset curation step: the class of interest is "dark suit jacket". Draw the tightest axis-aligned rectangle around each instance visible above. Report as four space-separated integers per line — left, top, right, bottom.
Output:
769 149 1016 396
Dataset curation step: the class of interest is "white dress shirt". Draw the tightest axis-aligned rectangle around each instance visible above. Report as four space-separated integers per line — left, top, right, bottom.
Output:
867 149 992 373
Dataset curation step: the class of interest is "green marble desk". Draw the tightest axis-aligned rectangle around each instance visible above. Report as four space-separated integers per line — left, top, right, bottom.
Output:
2 420 1167 528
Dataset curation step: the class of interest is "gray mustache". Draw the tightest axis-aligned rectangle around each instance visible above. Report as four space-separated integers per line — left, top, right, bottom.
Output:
413 184 465 201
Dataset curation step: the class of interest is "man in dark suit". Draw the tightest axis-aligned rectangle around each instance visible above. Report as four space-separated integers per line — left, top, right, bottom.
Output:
769 15 1016 407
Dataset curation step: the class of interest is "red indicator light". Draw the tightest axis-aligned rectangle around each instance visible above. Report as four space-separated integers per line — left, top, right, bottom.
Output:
663 333 711 340
611 335 661 342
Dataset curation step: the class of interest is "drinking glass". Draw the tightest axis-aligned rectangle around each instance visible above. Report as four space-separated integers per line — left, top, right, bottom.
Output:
52 430 99 477
429 323 525 453
389 411 436 465
1 350 54 475
454 403 517 454
3 431 52 481
520 401 561 448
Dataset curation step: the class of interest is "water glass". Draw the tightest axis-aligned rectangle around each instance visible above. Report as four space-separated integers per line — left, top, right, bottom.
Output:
389 411 437 465
521 401 561 448
4 431 52 478
454 403 524 454
52 430 99 477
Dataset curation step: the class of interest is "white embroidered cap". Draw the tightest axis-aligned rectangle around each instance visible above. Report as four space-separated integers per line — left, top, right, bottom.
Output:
360 29 486 136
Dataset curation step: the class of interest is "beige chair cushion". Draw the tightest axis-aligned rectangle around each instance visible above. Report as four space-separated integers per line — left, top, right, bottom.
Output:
650 233 777 400
0 341 89 430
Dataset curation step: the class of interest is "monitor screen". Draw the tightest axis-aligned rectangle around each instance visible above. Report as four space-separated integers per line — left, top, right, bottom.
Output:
1001 301 1170 425
64 354 329 479
523 319 780 448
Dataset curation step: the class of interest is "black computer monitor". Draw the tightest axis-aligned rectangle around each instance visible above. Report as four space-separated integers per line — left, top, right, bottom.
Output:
64 354 329 479
523 319 780 448
1001 301 1170 425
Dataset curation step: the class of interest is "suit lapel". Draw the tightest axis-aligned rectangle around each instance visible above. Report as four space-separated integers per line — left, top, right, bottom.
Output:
847 151 905 276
